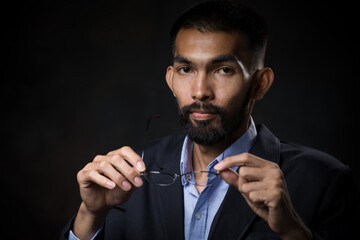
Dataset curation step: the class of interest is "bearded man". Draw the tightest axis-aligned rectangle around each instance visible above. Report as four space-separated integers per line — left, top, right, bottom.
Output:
61 1 360 239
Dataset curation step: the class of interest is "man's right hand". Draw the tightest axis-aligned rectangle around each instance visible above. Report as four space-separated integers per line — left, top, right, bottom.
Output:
73 146 146 239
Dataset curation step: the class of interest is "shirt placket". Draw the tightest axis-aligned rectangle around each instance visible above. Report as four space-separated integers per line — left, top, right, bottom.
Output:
188 185 212 240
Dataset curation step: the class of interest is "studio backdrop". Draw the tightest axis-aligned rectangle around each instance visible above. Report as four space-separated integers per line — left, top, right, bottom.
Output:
3 0 359 239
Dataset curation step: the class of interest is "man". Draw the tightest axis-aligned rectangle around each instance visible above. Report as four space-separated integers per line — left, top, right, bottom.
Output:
61 1 360 239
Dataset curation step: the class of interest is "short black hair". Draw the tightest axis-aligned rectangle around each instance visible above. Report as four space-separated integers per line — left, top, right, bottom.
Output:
170 0 268 68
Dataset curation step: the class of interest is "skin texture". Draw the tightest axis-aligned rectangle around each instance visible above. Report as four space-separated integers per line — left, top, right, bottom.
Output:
166 29 273 180
74 147 146 239
73 29 312 240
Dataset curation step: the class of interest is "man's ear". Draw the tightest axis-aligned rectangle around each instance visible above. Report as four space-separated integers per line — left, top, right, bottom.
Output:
166 66 176 97
251 67 274 100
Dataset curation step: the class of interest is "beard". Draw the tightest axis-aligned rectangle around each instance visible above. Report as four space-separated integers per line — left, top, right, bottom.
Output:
178 96 250 146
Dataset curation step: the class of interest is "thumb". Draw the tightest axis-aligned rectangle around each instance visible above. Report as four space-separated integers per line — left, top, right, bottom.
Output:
219 168 239 188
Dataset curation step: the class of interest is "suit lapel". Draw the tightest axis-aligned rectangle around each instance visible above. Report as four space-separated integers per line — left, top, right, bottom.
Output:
209 185 257 240
147 136 185 240
209 125 281 240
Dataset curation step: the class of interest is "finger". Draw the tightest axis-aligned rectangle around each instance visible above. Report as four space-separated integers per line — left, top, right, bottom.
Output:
108 146 145 172
238 166 265 182
109 154 143 187
220 166 266 194
248 190 268 209
95 160 133 191
219 168 239 188
78 168 116 190
90 155 133 190
214 153 271 172
93 154 106 163
241 181 266 194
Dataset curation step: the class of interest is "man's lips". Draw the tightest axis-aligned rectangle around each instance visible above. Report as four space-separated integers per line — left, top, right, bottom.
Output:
190 110 217 120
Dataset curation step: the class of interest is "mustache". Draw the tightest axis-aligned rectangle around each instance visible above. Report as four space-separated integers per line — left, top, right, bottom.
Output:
180 102 225 116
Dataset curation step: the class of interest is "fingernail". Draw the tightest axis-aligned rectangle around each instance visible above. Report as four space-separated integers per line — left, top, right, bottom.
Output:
214 161 223 170
121 181 131 190
137 161 145 172
106 180 116 189
134 176 143 186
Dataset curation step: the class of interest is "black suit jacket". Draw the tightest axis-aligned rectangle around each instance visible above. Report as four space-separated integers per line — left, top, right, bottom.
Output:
61 125 360 239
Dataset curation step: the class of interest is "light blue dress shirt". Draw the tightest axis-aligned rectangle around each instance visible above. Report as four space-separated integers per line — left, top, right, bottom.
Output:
69 227 102 240
69 118 257 240
180 117 257 240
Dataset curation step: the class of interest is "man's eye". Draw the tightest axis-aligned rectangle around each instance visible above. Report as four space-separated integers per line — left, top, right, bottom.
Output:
217 67 234 74
178 67 191 74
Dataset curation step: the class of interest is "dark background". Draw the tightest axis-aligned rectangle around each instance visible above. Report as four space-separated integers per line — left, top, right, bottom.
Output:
3 0 359 239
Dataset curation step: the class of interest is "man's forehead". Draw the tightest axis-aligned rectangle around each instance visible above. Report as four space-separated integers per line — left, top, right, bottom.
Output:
173 54 238 65
173 29 250 66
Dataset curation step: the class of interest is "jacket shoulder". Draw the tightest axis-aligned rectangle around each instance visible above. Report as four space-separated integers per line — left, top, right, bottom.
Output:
136 135 185 171
280 140 347 174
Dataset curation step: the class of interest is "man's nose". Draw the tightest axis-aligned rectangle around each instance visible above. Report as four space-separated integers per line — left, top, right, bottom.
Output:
191 72 214 102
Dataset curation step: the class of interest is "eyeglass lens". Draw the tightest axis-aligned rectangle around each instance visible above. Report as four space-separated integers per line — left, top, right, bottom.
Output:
141 171 219 187
141 171 176 186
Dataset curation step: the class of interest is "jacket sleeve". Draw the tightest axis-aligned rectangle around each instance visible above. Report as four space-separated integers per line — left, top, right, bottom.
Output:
311 166 360 239
59 215 76 240
59 215 105 240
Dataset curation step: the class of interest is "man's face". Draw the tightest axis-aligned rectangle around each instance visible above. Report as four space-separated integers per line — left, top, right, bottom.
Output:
166 29 253 145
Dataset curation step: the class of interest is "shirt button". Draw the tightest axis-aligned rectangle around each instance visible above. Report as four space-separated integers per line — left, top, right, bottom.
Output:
194 212 202 220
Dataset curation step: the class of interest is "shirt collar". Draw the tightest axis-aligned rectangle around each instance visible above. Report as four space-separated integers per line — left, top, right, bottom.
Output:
180 117 257 185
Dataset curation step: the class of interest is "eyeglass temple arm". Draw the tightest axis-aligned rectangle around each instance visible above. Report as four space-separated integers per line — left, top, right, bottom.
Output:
142 115 161 160
145 115 161 138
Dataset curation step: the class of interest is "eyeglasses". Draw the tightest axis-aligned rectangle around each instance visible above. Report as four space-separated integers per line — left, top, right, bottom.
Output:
141 170 219 187
140 115 220 187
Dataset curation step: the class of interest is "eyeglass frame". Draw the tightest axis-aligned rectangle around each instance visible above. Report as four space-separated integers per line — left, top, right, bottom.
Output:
140 170 220 187
140 115 223 187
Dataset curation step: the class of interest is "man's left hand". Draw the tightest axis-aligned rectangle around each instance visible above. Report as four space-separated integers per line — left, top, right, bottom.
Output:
214 153 312 240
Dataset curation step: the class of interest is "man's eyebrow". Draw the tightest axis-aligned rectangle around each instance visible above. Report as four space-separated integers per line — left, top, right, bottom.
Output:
172 55 192 65
172 54 240 65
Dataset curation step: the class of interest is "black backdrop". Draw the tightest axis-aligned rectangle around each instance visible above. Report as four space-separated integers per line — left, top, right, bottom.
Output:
3 0 359 239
